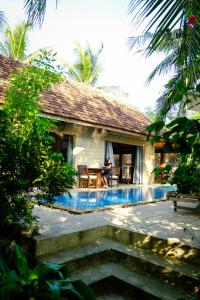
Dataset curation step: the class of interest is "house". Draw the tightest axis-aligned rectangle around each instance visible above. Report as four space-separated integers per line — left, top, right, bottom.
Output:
0 55 155 185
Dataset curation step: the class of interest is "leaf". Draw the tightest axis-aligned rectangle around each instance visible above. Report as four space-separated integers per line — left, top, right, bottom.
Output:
60 281 84 300
0 256 9 275
33 262 65 279
72 279 96 300
0 270 21 300
46 279 61 299
14 244 30 278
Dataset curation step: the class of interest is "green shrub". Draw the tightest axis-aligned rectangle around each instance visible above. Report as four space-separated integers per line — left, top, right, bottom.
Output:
0 244 96 300
152 164 172 184
0 51 78 236
172 163 200 194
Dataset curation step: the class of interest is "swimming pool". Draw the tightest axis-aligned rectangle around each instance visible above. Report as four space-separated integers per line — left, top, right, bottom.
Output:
54 186 176 212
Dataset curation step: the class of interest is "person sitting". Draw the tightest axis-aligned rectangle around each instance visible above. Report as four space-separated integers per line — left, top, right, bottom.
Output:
101 158 112 188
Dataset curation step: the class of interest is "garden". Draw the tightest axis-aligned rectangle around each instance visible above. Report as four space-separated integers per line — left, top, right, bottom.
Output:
0 0 200 299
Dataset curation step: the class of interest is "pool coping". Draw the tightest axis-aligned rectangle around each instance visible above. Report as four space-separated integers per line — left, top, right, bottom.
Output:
34 197 170 215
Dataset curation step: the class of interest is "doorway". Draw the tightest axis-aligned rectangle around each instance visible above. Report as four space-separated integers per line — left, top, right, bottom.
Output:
112 142 137 183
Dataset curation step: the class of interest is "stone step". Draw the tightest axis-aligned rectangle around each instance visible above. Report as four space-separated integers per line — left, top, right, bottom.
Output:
36 225 108 257
72 262 193 300
92 276 159 300
39 238 200 294
36 225 200 264
108 226 200 265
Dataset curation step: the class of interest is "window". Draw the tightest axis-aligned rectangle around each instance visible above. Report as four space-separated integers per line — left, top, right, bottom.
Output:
51 133 73 165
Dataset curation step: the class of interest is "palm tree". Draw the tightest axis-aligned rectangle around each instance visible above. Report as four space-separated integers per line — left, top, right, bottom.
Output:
129 0 200 116
0 22 32 61
129 29 182 83
65 43 103 86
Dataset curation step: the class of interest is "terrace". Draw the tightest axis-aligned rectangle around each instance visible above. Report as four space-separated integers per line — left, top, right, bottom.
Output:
34 197 200 299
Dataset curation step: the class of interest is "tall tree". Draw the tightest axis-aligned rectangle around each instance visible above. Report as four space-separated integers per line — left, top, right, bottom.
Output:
0 22 31 61
129 0 200 117
65 42 103 86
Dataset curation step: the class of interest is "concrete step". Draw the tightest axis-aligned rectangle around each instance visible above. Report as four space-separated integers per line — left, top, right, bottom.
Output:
72 262 192 300
39 239 200 295
92 276 159 300
36 225 108 257
36 225 200 264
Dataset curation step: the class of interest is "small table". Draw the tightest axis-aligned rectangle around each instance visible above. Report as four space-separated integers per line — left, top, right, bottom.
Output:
88 168 103 188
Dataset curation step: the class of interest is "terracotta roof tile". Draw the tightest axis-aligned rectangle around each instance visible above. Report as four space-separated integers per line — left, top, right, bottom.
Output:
0 55 151 134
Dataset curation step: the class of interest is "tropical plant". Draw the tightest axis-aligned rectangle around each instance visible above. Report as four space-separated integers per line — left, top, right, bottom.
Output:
129 1 200 196
24 0 55 27
0 22 32 60
129 0 200 117
65 42 103 86
152 164 172 184
172 163 200 194
147 116 200 193
0 50 77 237
0 244 96 300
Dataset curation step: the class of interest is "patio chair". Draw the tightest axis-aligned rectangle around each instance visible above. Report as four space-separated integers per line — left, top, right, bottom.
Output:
77 165 98 188
108 167 120 188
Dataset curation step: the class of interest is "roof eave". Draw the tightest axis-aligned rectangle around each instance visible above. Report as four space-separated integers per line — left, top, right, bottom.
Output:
38 112 148 139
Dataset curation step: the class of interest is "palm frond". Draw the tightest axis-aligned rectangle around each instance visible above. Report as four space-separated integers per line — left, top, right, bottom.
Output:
65 42 103 86
24 0 47 27
156 72 192 116
128 32 153 51
146 49 178 84
0 11 7 30
0 41 8 56
2 22 32 60
129 0 200 55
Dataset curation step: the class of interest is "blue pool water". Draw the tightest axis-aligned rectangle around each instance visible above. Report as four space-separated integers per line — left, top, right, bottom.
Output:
54 186 176 212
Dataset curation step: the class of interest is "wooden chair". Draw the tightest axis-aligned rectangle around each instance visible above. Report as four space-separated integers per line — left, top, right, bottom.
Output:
108 167 120 187
77 165 98 188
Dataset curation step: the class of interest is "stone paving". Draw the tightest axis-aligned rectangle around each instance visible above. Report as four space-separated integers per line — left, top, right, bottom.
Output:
34 200 200 249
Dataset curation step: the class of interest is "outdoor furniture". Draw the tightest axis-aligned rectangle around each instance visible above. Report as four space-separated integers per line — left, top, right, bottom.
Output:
167 192 200 212
87 168 102 188
77 165 98 188
108 167 120 187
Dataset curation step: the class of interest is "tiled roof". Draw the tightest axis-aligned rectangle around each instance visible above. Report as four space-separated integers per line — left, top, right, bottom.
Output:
0 55 151 135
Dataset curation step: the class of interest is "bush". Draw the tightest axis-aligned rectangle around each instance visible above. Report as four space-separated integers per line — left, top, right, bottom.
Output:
0 51 78 237
172 163 200 194
0 244 96 300
152 164 172 184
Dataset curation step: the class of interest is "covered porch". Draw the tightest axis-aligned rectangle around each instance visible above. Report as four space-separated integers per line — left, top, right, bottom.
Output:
50 122 155 187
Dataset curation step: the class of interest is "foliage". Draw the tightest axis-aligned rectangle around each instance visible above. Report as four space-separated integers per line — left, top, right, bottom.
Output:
172 163 200 194
24 0 54 27
152 164 172 184
143 106 158 122
129 1 200 117
0 22 32 60
129 0 200 196
0 51 78 235
147 117 200 162
65 42 103 86
0 244 96 300
147 117 200 193
0 10 6 28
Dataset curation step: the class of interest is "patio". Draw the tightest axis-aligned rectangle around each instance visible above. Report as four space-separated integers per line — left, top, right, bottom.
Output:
34 197 200 299
34 199 200 249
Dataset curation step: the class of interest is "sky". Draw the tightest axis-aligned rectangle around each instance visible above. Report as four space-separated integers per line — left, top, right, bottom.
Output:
0 0 170 111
